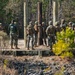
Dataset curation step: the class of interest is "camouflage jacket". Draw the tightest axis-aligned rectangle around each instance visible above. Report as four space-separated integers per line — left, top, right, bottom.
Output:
46 25 55 36
27 25 34 35
8 24 19 35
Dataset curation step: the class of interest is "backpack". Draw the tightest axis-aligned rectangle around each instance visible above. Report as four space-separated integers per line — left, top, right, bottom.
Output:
27 25 33 35
9 24 17 34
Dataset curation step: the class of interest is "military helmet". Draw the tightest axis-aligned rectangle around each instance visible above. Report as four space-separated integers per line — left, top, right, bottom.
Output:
69 22 72 25
68 22 72 27
29 21 32 25
55 21 59 26
42 22 44 25
14 22 17 24
35 21 38 24
61 19 65 22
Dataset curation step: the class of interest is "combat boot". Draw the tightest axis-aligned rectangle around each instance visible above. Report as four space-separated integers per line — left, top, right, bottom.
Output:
11 45 14 49
15 45 19 49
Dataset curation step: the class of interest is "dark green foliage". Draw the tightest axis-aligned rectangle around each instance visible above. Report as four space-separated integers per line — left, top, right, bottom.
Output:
0 0 9 22
0 0 75 24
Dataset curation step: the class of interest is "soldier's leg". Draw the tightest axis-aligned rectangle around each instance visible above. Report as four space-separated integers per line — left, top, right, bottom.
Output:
49 37 52 50
31 35 34 50
13 35 17 49
10 34 14 49
50 43 52 50
47 36 50 47
33 34 35 46
43 37 47 46
34 33 38 46
51 37 53 50
14 37 18 49
52 36 55 44
27 35 30 50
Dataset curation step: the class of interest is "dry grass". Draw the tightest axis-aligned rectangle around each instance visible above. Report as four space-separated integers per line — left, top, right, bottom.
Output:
0 55 75 75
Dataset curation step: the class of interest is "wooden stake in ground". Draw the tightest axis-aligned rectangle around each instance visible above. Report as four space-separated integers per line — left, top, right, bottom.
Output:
24 1 27 48
53 0 58 26
37 2 43 45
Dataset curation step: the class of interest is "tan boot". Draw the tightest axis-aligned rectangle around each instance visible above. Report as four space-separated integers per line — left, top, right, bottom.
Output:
15 45 20 49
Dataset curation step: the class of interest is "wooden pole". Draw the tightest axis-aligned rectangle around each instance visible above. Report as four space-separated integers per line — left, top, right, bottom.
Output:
38 2 42 26
37 2 43 45
49 0 52 21
26 0 28 25
24 1 27 48
58 1 62 21
53 0 58 26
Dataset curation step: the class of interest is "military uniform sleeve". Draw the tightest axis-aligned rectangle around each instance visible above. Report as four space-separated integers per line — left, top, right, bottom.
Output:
46 26 49 35
8 25 10 34
17 25 19 35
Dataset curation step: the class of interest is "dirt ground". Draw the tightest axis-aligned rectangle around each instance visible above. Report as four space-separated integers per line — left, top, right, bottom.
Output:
0 55 75 75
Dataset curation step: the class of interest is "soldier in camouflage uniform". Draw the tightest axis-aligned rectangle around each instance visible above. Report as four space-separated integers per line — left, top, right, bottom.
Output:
34 21 38 47
54 21 61 43
26 21 34 50
55 21 61 33
46 21 55 50
8 21 19 49
42 22 47 46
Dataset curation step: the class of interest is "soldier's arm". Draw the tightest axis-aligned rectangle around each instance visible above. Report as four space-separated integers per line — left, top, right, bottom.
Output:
26 26 29 35
8 25 10 35
17 25 19 35
46 26 49 35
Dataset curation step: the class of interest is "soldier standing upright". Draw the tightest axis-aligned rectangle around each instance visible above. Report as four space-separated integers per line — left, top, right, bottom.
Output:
54 21 61 42
26 21 34 50
8 20 19 49
34 21 38 47
55 21 61 33
46 21 55 50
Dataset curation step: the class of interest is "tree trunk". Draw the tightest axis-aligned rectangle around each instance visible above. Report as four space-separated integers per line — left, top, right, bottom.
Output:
53 0 58 26
37 2 43 45
24 1 27 48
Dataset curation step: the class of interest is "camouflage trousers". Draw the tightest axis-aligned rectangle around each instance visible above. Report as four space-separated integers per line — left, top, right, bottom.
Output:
47 36 55 50
34 33 38 46
26 35 34 49
10 33 18 47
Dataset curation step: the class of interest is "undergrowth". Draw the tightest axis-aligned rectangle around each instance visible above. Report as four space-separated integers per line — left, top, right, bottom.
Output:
53 27 75 58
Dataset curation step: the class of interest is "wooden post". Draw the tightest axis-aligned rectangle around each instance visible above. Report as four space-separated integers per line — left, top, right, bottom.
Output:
53 0 58 26
58 1 62 21
26 0 28 25
24 1 27 48
37 2 43 45
49 0 52 21
38 51 42 58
